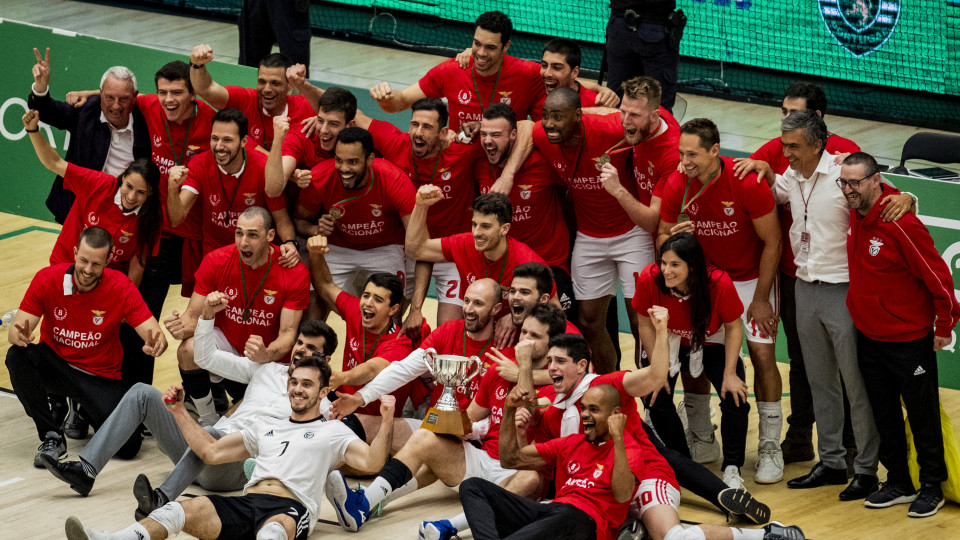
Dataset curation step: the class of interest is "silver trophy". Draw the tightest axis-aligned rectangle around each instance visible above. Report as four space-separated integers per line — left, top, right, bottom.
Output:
420 348 482 435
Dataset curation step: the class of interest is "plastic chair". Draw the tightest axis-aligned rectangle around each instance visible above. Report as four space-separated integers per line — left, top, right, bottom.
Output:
888 132 960 175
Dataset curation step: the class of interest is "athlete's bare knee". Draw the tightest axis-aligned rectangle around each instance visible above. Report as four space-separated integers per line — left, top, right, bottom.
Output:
177 339 198 369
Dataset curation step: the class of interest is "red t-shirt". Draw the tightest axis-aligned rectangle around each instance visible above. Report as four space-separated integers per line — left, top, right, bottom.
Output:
181 150 287 256
475 149 570 270
368 119 479 236
224 87 314 151
631 263 742 346
193 244 310 353
440 234 552 301
281 122 331 170
630 107 680 207
418 56 546 131
300 158 415 250
752 133 861 278
137 94 215 239
660 157 776 281
20 264 153 379
52 163 158 274
577 83 599 108
534 113 636 238
536 433 646 540
419 319 514 409
474 367 547 459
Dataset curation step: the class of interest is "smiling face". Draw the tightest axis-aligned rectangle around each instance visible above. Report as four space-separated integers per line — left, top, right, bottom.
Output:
780 128 822 177
462 280 501 334
100 76 137 129
620 96 660 145
334 141 373 189
210 121 247 171
117 172 153 212
256 65 289 115
287 366 323 415
234 213 274 267
518 316 551 361
839 162 882 214
471 211 509 254
72 239 111 292
472 27 508 76
540 51 578 94
409 109 443 159
359 282 400 331
659 249 690 293
479 117 516 166
508 276 548 326
580 387 618 443
541 103 580 145
290 334 327 363
546 346 589 395
678 133 720 181
156 77 194 124
316 108 349 153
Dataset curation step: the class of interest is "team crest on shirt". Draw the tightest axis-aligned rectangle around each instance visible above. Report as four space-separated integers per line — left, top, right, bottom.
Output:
818 0 900 58
519 185 532 200
567 461 581 475
224 287 238 300
263 290 277 305
54 307 68 321
87 212 100 226
495 387 507 400
457 90 472 105
304 432 315 439
209 194 222 207
118 230 133 243
187 145 200 159
721 201 735 216
869 237 883 256
593 464 604 479
370 204 383 217
498 91 512 105
91 310 105 325
152 134 162 148
440 168 452 181
244 193 256 206
648 161 655 177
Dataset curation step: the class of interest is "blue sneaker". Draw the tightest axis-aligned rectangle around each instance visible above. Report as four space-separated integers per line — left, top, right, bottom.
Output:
325 470 370 532
419 519 459 540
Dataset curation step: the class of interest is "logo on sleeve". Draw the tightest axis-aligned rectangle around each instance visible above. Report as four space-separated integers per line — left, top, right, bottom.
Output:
263 290 277 305
869 237 883 256
91 310 105 325
722 201 735 216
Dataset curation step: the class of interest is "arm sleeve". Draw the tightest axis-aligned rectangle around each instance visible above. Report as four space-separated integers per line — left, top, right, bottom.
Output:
894 219 960 338
281 266 310 310
659 175 682 222
241 425 260 457
122 280 154 328
28 92 80 131
534 436 563 466
417 63 447 98
19 268 49 318
194 317 261 382
357 348 428 405
193 253 218 296
63 162 114 194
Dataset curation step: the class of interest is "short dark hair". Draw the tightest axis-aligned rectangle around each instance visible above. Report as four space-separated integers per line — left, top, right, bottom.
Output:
365 272 404 307
528 304 567 337
259 52 293 70
336 127 375 158
544 86 580 111
78 226 114 253
318 87 358 123
411 98 449 129
542 38 582 70
781 109 827 153
238 206 275 233
842 151 880 177
118 158 163 264
784 82 827 117
680 118 720 150
212 108 248 138
290 351 332 388
472 193 512 225
483 103 517 130
512 262 554 296
549 333 591 368
475 11 513 45
299 320 338 357
154 60 193 93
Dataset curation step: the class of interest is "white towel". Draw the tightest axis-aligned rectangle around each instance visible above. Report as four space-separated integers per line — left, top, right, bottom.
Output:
553 373 599 437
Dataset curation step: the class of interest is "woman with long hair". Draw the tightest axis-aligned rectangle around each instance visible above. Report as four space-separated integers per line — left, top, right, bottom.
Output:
633 232 751 490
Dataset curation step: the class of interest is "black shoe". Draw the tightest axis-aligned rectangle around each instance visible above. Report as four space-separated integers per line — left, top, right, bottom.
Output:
908 484 944 518
786 462 848 489
40 456 95 496
718 487 771 524
864 482 918 508
34 431 66 468
839 474 879 501
133 473 169 520
762 521 806 540
63 402 90 440
780 439 814 465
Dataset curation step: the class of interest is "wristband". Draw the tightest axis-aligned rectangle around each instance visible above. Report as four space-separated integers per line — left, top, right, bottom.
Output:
190 63 205 70
164 389 185 404
25 128 39 133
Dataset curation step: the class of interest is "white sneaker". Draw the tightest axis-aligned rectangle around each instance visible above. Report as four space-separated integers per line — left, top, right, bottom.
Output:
686 430 721 464
723 465 745 490
755 440 784 484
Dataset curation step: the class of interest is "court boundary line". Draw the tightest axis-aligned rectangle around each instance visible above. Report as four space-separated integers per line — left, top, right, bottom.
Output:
0 225 60 241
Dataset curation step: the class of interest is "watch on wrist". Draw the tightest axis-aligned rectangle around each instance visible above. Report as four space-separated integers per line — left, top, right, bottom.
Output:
284 239 300 251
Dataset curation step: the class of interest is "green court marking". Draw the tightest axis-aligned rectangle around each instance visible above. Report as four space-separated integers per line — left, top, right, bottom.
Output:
0 226 60 242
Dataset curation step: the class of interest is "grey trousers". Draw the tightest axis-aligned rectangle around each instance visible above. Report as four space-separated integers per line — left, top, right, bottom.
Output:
78 383 247 497
795 280 879 474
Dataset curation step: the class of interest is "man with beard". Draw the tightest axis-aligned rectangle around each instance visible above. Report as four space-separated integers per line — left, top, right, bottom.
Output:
164 207 309 427
65 355 397 540
6 227 167 467
507 263 580 337
294 127 415 299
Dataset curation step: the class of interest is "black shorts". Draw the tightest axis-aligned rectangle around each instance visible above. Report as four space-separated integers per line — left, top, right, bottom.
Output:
207 492 310 540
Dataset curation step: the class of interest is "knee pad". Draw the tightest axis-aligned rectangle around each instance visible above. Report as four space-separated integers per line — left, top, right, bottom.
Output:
256 520 289 540
147 501 186 536
664 524 706 540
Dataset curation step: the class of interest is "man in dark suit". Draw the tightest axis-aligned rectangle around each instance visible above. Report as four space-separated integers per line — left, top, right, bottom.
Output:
28 47 151 224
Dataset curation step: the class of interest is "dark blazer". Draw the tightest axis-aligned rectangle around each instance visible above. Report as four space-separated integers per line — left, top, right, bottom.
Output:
28 92 151 224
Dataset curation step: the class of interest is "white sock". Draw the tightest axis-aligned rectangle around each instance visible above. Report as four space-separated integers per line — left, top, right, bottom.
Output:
112 523 151 540
756 401 783 445
365 476 394 508
684 393 713 438
449 513 469 531
192 391 218 423
731 527 764 540
389 478 418 501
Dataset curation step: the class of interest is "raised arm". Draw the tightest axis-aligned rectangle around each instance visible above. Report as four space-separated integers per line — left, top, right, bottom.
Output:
164 291 207 341
165 165 199 227
492 120 534 195
599 162 661 233
193 292 262 382
22 110 67 177
285 64 324 112
622 307 670 397
265 116 293 197
403 184 448 262
189 44 230 110
369 81 427 114
498 386 549 470
607 412 637 503
305 235 344 312
165 386 251 464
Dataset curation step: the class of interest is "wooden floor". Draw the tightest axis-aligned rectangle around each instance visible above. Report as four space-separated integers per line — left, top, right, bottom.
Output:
2 1 960 538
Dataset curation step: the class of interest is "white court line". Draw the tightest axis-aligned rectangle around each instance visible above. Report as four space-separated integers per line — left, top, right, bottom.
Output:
0 477 24 488
920 215 960 231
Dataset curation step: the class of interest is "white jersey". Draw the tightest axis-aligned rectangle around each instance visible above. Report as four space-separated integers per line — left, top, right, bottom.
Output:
241 415 359 533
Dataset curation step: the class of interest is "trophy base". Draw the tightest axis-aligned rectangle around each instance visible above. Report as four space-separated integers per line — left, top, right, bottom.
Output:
420 407 472 435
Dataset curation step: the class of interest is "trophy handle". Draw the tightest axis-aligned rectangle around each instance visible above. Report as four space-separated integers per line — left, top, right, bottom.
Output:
422 348 437 374
460 355 482 383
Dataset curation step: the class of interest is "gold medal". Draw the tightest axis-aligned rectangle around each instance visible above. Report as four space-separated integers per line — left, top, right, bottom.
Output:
677 213 690 223
329 206 344 220
597 154 611 166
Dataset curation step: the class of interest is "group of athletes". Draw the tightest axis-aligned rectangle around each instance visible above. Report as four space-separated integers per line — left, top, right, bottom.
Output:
6 7 959 540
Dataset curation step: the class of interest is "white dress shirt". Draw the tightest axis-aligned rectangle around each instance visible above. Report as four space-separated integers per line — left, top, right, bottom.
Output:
101 111 135 176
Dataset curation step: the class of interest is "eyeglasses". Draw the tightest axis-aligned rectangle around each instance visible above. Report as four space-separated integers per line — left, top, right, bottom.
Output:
835 174 872 189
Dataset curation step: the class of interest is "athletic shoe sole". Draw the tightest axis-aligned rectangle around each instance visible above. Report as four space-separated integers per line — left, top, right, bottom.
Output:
718 488 770 525
39 454 92 496
325 471 359 532
64 516 90 540
908 497 945 518
864 493 918 508
133 474 155 521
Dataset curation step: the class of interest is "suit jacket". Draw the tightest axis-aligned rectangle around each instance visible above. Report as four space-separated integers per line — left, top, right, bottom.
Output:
28 92 151 224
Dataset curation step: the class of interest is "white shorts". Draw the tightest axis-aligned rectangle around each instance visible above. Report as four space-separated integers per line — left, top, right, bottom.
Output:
403 258 463 306
630 478 681 518
462 442 515 487
732 277 779 344
325 243 406 298
571 226 655 300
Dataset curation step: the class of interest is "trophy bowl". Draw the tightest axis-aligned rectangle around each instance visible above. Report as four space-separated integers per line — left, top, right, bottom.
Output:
420 348 481 435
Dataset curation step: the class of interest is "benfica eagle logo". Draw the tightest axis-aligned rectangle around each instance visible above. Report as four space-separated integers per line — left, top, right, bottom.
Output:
818 0 900 58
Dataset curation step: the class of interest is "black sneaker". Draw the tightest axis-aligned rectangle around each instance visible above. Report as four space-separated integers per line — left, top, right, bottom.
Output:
34 431 66 468
718 487 771 524
40 456 95 496
133 473 169 520
63 402 90 440
908 484 944 518
762 521 806 540
864 482 918 508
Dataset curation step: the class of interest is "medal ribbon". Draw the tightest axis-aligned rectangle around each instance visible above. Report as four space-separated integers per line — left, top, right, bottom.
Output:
331 166 377 213
164 103 197 166
562 124 587 186
680 160 723 216
463 325 496 358
362 320 394 361
217 150 247 216
257 108 273 151
410 147 442 186
470 60 504 111
484 240 510 283
238 248 273 320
